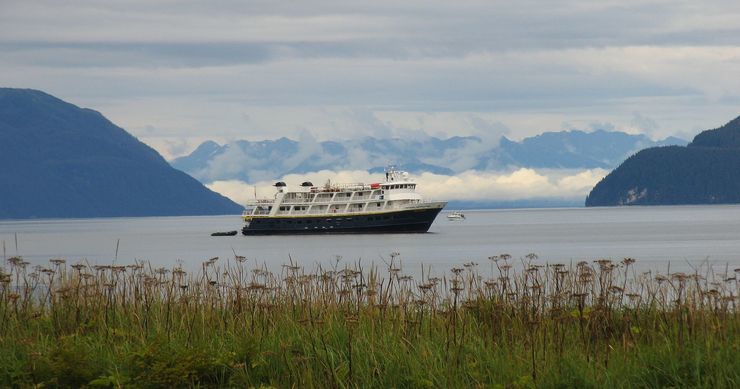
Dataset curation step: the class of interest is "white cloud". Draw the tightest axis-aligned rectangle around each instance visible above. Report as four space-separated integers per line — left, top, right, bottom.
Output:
1 1 739 147
206 168 608 205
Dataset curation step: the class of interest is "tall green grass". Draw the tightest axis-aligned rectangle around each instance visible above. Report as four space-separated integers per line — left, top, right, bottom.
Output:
1 254 738 388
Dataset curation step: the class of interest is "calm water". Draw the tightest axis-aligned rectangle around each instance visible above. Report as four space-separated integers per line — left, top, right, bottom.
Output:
1 205 739 275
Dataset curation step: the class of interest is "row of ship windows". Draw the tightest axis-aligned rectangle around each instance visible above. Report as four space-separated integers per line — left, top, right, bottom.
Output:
288 191 374 199
278 203 382 211
386 184 415 190
285 185 413 200
256 214 416 226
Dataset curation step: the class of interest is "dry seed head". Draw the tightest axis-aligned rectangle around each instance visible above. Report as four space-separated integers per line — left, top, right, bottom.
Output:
578 274 593 284
251 268 265 276
705 289 721 297
283 264 301 272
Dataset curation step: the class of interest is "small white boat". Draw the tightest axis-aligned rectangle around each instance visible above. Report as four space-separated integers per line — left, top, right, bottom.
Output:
447 211 465 221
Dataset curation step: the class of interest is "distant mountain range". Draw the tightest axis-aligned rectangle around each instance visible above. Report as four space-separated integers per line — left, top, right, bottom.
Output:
172 131 686 184
0 88 243 219
586 116 740 206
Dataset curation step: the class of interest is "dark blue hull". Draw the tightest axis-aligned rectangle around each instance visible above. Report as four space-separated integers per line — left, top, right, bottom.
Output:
242 207 443 235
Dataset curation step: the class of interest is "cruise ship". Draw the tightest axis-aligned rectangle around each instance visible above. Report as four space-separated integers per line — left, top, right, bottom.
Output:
241 167 446 235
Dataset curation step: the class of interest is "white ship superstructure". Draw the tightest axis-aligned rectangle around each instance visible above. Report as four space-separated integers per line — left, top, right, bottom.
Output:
241 167 446 234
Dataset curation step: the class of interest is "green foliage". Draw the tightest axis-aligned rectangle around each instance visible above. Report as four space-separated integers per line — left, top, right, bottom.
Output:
1 256 738 387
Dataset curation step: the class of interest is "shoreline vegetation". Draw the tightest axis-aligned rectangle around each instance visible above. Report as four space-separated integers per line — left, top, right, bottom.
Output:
1 254 738 388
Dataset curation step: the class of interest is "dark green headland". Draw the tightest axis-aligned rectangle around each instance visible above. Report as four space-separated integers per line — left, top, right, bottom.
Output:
586 116 740 206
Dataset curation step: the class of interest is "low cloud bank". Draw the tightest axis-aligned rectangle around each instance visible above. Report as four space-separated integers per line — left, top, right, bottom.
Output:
206 168 608 206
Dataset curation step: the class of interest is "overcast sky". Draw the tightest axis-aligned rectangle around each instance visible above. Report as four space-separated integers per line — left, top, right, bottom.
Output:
2 0 740 159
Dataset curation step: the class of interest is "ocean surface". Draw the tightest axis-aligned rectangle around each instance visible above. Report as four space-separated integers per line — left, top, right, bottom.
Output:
2 205 740 276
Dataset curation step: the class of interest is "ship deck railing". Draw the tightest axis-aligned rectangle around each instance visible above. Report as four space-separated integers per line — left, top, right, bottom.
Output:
317 182 374 191
280 196 382 205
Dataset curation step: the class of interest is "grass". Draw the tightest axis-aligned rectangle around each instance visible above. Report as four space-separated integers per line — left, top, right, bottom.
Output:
0 253 738 388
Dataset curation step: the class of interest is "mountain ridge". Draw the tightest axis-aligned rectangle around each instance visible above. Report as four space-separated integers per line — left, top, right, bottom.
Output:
586 116 740 206
172 131 685 184
0 88 243 219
